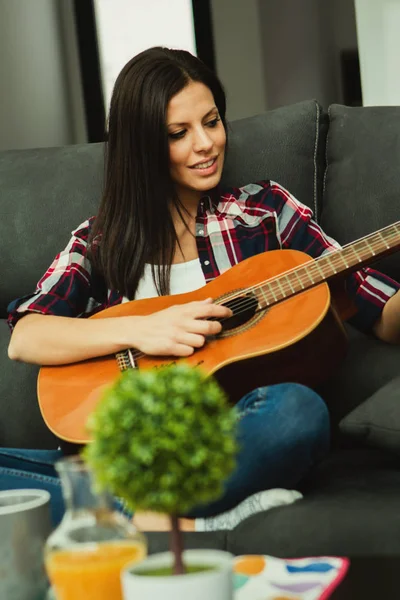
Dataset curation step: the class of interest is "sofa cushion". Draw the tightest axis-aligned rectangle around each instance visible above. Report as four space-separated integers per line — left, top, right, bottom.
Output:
145 448 400 557
316 324 400 427
339 377 400 455
226 448 400 557
222 100 328 221
321 104 400 282
0 143 103 318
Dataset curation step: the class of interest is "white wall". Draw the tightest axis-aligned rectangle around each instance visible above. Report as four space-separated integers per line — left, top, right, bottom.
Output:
210 0 268 121
94 0 196 112
355 0 400 106
0 0 85 151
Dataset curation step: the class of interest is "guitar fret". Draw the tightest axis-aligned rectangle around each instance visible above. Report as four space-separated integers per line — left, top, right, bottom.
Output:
314 261 326 279
255 221 400 311
314 258 336 277
341 249 352 267
275 277 287 298
339 253 350 268
291 267 315 289
349 245 363 263
268 282 278 302
364 238 376 256
258 286 269 307
246 222 400 313
285 274 296 294
391 223 400 243
307 269 315 284
330 252 349 272
378 231 391 250
357 239 373 260
293 270 305 289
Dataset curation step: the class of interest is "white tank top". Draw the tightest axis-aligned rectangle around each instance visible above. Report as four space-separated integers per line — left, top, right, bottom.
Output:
122 258 206 302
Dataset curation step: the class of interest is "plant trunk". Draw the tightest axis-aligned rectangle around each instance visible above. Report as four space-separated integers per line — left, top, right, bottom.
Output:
170 514 185 575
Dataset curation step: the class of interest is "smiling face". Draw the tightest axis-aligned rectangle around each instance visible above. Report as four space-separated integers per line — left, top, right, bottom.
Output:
167 80 226 207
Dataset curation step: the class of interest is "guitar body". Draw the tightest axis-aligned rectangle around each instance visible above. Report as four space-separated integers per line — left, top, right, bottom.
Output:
38 249 348 443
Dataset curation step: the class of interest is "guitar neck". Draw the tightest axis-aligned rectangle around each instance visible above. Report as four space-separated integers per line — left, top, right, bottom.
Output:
257 222 400 308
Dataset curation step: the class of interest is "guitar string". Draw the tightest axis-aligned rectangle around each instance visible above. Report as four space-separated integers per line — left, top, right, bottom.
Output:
212 225 400 307
123 227 400 363
121 227 400 364
175 226 400 326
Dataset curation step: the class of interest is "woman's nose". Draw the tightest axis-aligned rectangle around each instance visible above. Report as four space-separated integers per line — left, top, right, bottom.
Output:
193 128 213 152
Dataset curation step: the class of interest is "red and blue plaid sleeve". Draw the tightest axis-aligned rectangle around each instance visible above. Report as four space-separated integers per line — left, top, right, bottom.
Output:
268 181 400 332
7 218 101 331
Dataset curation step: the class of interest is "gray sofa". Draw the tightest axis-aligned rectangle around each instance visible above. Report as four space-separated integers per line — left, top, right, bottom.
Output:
1 100 400 557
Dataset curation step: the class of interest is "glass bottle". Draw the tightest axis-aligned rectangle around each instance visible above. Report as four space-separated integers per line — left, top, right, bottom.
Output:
44 455 147 600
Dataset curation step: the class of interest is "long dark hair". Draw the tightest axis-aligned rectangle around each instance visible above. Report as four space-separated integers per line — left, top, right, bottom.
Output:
89 46 227 299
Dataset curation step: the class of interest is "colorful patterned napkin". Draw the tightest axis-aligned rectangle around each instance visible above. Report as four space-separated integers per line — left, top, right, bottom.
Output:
233 555 349 599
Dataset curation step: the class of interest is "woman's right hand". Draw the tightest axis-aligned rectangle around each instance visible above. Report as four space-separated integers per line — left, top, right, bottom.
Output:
129 298 232 357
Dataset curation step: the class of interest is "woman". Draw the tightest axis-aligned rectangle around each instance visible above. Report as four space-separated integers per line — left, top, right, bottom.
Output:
4 47 400 530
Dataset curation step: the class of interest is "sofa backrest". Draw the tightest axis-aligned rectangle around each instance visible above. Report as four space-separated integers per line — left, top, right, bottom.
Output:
0 143 104 318
321 104 400 282
221 100 327 218
0 99 326 448
2 99 400 450
0 99 325 318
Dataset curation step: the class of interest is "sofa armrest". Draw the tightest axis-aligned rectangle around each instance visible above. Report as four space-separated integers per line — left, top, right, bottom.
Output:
317 324 400 425
0 319 57 448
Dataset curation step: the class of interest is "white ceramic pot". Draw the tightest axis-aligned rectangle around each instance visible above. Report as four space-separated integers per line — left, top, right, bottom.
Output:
122 549 234 600
0 489 52 600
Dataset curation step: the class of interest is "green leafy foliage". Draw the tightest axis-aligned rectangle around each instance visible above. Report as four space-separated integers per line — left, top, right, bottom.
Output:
84 364 238 515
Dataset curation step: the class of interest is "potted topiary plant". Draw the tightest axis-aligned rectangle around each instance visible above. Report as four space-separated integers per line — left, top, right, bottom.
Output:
84 363 238 600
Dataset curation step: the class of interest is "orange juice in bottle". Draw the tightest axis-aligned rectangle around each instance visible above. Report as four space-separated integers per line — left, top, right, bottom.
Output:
46 540 146 600
44 457 147 600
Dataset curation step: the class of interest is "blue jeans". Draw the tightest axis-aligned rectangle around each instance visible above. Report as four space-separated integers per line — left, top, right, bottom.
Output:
0 383 329 524
0 447 64 525
187 382 329 517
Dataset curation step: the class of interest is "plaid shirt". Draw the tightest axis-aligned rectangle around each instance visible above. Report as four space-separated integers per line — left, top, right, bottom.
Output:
8 180 400 333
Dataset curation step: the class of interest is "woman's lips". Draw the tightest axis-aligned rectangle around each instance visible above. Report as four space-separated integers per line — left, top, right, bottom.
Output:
189 157 218 176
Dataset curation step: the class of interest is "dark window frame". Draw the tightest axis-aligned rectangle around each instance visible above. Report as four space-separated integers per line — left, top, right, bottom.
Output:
74 0 216 142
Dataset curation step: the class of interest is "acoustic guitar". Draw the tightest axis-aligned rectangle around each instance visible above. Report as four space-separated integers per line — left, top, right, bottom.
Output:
38 222 400 443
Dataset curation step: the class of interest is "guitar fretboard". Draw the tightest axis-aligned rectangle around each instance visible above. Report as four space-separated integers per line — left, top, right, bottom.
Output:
255 222 400 308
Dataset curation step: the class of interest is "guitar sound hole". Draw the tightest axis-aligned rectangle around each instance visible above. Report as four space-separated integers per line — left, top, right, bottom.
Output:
219 293 259 332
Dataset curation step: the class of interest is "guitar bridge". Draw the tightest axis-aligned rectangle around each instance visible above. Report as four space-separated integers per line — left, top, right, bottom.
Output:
115 349 137 372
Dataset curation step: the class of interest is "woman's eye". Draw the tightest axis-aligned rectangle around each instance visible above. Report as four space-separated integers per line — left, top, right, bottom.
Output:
169 130 186 140
206 117 220 128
